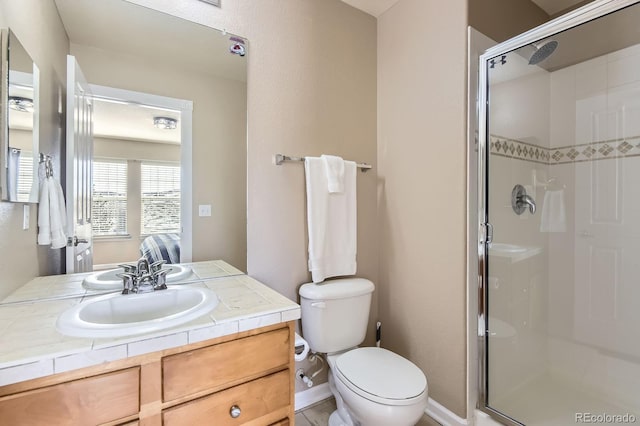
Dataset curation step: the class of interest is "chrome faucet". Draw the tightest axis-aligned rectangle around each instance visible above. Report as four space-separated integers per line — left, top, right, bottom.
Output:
137 257 150 275
118 257 168 294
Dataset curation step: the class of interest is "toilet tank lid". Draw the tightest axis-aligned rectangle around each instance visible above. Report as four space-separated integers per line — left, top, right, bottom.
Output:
299 278 374 300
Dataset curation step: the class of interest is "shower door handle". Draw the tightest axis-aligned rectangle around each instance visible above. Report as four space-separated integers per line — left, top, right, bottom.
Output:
482 222 493 244
512 185 536 215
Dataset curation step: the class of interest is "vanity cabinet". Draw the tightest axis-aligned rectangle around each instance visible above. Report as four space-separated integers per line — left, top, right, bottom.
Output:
0 322 295 426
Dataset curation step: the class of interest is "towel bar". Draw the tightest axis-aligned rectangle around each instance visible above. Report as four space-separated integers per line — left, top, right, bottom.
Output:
274 154 372 172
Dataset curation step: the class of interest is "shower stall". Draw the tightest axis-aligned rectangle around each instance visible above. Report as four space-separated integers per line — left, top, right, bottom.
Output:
477 1 640 424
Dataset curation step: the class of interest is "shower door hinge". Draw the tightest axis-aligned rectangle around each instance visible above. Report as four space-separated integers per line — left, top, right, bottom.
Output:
481 222 493 244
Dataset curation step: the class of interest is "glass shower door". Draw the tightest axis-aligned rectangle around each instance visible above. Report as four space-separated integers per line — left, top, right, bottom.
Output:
481 2 640 424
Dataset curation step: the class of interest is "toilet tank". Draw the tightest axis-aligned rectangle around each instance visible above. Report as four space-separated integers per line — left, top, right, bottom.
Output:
299 278 374 353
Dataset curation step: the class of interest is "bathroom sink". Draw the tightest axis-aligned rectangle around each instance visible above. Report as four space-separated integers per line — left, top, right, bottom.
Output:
82 264 192 290
56 286 218 338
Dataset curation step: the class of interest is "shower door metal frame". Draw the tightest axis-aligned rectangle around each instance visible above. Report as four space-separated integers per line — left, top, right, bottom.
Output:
476 0 640 424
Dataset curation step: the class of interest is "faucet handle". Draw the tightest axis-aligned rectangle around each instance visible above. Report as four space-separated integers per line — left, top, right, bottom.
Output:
511 184 536 215
150 260 166 273
118 264 137 274
153 270 169 290
117 273 136 294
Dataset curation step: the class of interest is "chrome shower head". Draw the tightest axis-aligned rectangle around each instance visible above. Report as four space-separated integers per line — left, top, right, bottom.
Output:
529 40 558 65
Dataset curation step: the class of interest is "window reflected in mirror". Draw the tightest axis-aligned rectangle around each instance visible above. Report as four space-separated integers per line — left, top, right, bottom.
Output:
2 29 40 203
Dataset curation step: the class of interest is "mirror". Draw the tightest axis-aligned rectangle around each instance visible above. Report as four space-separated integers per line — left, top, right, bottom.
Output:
0 0 247 303
0 29 40 203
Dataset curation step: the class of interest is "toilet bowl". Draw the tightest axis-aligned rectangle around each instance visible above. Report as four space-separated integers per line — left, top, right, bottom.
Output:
299 278 429 426
327 348 428 426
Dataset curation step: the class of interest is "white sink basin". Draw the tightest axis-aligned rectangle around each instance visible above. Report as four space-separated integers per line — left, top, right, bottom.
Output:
56 287 218 338
82 264 192 290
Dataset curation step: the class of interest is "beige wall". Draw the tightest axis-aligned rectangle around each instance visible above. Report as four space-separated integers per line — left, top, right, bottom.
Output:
127 0 378 395
377 0 468 417
0 0 69 299
469 0 549 43
71 42 247 272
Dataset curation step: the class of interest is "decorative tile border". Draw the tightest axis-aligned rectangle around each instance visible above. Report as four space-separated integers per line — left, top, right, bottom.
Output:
490 135 550 164
490 134 640 165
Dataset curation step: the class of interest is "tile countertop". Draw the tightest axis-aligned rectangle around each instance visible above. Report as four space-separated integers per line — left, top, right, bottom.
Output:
1 260 245 304
0 263 300 387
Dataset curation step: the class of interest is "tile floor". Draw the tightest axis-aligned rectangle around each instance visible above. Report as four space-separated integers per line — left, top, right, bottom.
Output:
296 397 442 425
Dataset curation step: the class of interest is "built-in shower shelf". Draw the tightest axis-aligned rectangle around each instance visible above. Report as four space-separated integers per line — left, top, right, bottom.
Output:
489 243 542 263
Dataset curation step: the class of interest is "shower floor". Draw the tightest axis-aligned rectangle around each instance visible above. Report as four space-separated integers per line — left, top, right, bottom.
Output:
490 374 639 425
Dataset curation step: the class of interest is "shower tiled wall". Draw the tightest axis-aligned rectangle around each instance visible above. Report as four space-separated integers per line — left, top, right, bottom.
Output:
547 42 640 411
487 41 640 410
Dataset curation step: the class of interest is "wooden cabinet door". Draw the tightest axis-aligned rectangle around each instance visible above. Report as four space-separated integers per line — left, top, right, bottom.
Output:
0 367 139 425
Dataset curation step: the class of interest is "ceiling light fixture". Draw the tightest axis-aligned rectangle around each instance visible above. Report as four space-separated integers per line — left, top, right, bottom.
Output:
153 117 178 130
8 96 34 113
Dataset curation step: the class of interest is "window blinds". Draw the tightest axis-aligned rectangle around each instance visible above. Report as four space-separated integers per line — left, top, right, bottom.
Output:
141 163 181 235
92 160 127 236
16 153 34 203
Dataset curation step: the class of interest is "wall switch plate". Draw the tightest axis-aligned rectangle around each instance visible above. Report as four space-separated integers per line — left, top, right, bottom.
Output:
23 205 30 230
198 204 212 217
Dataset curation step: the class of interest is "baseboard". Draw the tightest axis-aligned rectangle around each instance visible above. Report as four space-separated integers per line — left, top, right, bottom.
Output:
294 382 333 411
426 398 469 426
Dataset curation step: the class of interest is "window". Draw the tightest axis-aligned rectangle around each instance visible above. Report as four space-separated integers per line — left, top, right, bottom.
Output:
92 160 127 236
16 152 33 203
141 163 181 235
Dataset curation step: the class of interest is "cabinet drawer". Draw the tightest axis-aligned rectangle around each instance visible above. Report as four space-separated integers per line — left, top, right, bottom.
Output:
162 370 290 426
0 367 139 425
163 327 290 401
270 418 290 426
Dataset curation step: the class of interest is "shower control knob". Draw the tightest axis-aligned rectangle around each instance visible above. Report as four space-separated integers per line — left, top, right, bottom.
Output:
511 184 536 215
230 405 241 418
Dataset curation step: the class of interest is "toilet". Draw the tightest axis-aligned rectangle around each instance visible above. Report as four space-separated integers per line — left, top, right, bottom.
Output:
300 278 428 426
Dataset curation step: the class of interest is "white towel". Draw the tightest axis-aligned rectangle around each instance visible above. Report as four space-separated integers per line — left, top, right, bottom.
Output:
321 154 345 193
540 189 566 232
50 179 68 249
38 177 68 249
304 157 357 283
37 178 51 246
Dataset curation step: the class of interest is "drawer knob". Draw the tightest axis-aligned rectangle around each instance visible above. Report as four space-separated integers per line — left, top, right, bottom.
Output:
230 405 242 418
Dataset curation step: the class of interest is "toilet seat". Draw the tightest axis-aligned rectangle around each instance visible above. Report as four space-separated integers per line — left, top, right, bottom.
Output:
334 347 427 406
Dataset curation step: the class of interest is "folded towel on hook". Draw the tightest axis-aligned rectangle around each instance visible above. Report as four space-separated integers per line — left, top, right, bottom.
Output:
38 176 68 249
305 157 357 283
321 154 345 193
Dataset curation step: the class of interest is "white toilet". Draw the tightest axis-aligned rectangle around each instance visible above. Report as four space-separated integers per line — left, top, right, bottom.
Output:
300 278 428 426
